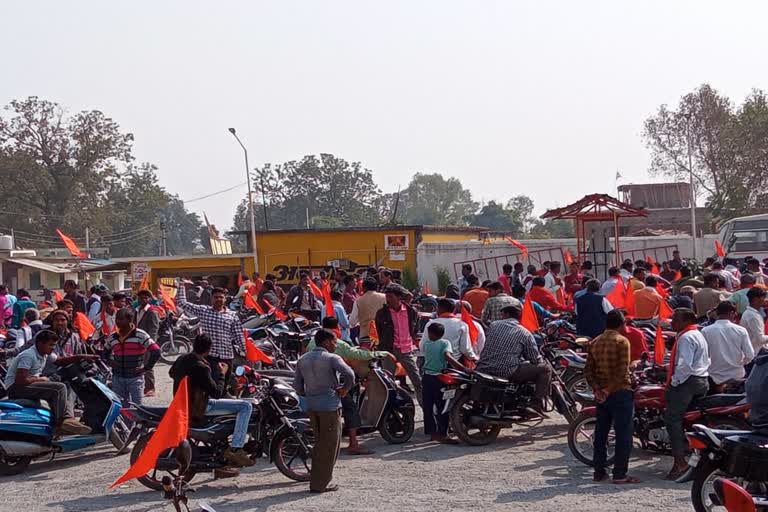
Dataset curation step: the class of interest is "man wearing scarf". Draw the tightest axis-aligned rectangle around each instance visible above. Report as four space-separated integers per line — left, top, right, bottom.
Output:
94 294 117 336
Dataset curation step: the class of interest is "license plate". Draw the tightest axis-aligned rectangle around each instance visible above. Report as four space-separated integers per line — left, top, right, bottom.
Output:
688 453 700 468
442 389 456 400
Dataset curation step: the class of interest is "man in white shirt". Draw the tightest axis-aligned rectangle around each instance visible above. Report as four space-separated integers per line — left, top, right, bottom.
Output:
348 278 386 343
600 267 624 296
543 261 563 297
423 298 477 364
740 287 768 355
709 261 736 292
460 300 486 354
619 260 633 284
701 301 755 392
664 308 710 480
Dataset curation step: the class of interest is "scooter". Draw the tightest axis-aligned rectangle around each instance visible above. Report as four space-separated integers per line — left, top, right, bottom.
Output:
356 359 416 444
0 360 129 475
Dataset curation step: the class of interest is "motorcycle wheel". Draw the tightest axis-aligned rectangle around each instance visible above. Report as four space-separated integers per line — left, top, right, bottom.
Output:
566 375 594 405
379 407 415 444
567 412 615 467
109 415 132 454
270 427 313 482
690 458 728 512
130 433 196 491
159 336 191 365
0 454 32 476
449 393 501 446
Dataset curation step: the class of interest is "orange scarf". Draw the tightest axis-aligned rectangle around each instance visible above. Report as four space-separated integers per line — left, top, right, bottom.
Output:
666 324 698 387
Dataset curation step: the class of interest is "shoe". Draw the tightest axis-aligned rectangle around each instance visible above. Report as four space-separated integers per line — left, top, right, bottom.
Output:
224 448 255 467
60 418 92 435
310 484 339 493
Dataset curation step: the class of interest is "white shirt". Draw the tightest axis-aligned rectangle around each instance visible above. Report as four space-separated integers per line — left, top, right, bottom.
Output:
619 268 632 283
670 330 710 387
423 316 476 360
600 277 622 296
473 319 486 355
543 272 560 296
740 306 768 353
87 296 102 323
701 319 755 384
711 270 736 292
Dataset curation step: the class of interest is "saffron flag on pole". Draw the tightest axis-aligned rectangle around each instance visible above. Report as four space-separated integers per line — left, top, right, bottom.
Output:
564 249 574 265
520 295 540 332
308 281 323 298
715 240 726 258
109 377 189 488
646 256 660 275
244 331 274 364
654 326 666 366
506 238 529 259
460 303 479 345
56 229 86 258
322 282 335 319
673 271 682 282
605 279 626 309
243 293 264 315
73 312 96 341
53 290 63 303
624 281 636 318
424 281 432 295
658 298 674 320
264 299 287 321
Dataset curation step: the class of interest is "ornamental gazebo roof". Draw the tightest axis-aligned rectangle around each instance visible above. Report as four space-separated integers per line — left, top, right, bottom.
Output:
541 193 648 221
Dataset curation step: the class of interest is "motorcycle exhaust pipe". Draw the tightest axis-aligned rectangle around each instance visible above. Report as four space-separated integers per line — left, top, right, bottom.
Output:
675 466 695 484
0 440 51 457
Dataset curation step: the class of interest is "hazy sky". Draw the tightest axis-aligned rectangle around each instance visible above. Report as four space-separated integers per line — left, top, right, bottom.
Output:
2 1 767 230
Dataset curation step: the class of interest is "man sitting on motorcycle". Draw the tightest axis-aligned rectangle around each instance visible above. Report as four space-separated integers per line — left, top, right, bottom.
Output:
475 304 551 417
169 333 254 468
3 329 99 435
308 316 395 455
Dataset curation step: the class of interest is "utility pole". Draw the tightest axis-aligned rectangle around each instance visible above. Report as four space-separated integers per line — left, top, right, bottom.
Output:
228 128 259 272
686 118 697 261
160 221 168 256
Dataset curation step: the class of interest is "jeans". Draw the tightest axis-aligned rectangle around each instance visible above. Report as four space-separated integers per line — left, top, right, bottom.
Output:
112 375 145 407
422 374 449 436
383 349 423 407
207 356 233 393
340 384 361 430
593 389 634 479
664 376 709 458
206 399 252 448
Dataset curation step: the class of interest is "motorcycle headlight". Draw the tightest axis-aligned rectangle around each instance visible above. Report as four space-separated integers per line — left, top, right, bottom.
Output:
273 385 299 408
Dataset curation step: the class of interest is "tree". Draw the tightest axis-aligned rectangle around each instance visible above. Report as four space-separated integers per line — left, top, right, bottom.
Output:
0 97 204 256
642 84 768 217
394 173 478 226
472 201 519 231
529 219 575 238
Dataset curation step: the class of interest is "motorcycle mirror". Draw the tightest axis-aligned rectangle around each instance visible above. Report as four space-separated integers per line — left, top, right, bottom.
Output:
175 439 193 474
234 366 246 377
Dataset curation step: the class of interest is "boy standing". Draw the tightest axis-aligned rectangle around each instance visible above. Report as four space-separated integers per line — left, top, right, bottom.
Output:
420 323 462 444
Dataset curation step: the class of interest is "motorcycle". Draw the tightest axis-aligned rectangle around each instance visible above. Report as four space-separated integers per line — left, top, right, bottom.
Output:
158 313 195 365
0 360 130 475
355 358 416 444
439 363 573 446
124 372 313 491
160 439 218 512
567 377 751 467
681 424 768 512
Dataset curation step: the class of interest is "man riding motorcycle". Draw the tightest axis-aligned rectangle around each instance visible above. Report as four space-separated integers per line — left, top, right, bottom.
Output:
474 304 551 417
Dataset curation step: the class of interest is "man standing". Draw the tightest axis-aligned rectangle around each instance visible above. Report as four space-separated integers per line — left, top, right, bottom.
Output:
574 279 613 339
728 274 756 314
481 282 520 325
375 285 423 406
563 262 584 298
423 298 477 366
86 284 109 324
600 267 624 296
135 289 161 397
511 262 525 290
94 294 117 336
457 264 473 293
341 275 358 316
544 261 564 297
462 277 489 317
105 308 161 406
63 279 87 315
740 287 768 355
475 304 551 417
498 263 514 295
321 290 350 340
694 274 731 318
669 250 685 271
634 276 663 319
349 278 386 344
284 272 321 321
584 309 639 484
529 276 572 312
292 329 355 493
11 289 36 329
702 301 754 393
664 308 710 480
177 279 244 386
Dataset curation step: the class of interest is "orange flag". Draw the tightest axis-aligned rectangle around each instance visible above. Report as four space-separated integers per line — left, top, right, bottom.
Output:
658 298 674 320
564 249 574 265
138 273 150 292
460 303 479 345
520 295 540 332
308 281 323 298
162 294 178 314
264 299 287 321
322 282 335 319
673 271 682 281
73 312 96 341
56 229 86 258
715 240 726 258
237 271 244 287
605 279 626 308
356 278 363 295
506 238 529 259
424 281 432 295
656 282 669 299
243 293 265 314
244 332 274 364
624 281 636 317
110 377 189 488
654 326 666 366
53 290 63 303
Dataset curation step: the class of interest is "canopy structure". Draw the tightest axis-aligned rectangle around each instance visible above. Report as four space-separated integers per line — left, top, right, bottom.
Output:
542 194 648 275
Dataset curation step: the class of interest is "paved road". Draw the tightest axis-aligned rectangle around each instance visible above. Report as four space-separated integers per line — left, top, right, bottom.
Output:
1 370 695 512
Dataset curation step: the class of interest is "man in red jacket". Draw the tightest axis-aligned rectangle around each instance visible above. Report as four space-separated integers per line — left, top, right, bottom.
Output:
528 276 573 313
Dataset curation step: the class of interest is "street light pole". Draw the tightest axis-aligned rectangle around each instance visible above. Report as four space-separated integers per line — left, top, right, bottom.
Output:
228 128 258 273
686 118 697 261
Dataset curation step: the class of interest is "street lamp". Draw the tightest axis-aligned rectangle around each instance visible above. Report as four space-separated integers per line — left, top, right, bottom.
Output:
684 116 697 261
228 127 258 272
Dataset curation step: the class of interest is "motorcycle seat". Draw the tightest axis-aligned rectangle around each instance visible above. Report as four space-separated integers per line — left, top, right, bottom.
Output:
691 394 745 409
473 371 510 385
0 398 48 409
137 404 237 420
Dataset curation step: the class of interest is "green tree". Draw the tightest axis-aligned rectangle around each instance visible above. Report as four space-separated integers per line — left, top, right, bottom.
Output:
394 173 479 226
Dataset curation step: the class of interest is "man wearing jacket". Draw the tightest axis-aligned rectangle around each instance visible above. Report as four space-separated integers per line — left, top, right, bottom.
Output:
284 272 320 321
170 334 254 468
374 285 423 406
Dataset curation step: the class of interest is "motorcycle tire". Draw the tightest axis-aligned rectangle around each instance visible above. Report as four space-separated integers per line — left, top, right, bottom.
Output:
270 427 313 482
159 337 191 365
449 393 502 446
565 375 594 405
690 457 725 512
110 415 132 455
130 433 196 491
379 407 415 444
567 411 615 467
0 453 32 476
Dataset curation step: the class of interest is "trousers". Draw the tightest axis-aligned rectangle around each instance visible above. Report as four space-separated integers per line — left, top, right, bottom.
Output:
593 389 634 479
308 410 342 492
422 374 449 436
206 399 252 448
511 362 552 404
383 349 423 407
112 375 145 407
8 381 69 425
664 376 709 457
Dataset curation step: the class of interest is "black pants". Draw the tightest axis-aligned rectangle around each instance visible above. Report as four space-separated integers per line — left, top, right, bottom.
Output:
8 382 69 425
422 374 449 436
593 389 634 480
341 384 362 430
207 356 233 392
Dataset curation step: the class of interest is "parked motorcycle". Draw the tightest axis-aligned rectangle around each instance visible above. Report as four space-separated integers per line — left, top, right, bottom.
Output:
0 360 130 475
356 359 415 444
681 424 768 512
567 379 751 467
158 313 195 365
124 372 313 491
